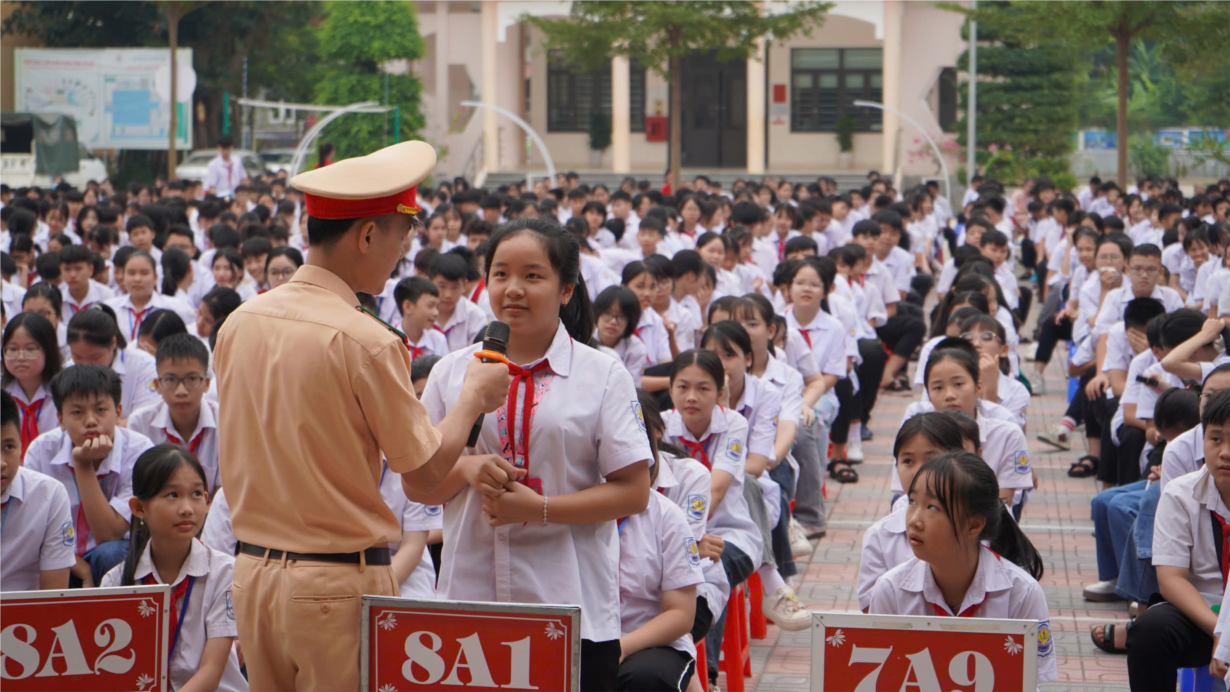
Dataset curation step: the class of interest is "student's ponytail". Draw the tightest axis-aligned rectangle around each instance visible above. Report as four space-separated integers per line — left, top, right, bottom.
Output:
120 444 210 586
120 515 152 587
907 451 1044 581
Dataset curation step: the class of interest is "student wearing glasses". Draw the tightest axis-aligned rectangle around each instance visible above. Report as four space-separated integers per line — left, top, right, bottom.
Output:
263 246 304 292
127 334 220 499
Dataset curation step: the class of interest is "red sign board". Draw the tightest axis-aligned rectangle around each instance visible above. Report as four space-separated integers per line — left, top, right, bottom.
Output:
644 117 668 142
811 613 1038 692
773 84 787 103
1 585 170 691
361 597 581 692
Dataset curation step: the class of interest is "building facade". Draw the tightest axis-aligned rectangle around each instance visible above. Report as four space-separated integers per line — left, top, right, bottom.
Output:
415 0 967 180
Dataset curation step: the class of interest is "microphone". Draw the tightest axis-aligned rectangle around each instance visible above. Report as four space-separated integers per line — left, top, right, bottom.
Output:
467 320 511 447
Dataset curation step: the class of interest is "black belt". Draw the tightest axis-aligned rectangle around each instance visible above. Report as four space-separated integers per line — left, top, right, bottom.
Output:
239 542 391 566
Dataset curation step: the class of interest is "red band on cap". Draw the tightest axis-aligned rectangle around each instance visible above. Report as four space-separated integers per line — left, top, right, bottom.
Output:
304 185 419 220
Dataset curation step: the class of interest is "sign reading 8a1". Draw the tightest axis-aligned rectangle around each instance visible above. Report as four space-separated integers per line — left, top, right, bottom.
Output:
1 585 171 691
811 613 1039 692
361 597 581 692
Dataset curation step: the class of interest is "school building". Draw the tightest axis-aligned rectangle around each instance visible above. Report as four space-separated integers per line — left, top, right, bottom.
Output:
415 0 967 183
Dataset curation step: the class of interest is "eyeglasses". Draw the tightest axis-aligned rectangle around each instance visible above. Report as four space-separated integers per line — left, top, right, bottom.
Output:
598 312 628 327
3 345 43 360
158 374 206 390
1128 265 1160 275
267 268 297 280
961 331 998 343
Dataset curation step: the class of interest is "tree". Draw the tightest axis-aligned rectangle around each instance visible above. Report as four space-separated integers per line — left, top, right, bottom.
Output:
948 1 1082 179
953 1 1230 188
525 1 832 190
154 1 207 181
313 0 426 159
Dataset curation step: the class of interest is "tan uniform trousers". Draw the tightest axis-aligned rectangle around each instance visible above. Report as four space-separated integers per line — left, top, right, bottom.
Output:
231 551 398 691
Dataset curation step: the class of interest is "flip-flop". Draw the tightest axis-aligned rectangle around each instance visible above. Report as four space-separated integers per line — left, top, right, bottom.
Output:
1068 456 1098 478
1089 623 1128 655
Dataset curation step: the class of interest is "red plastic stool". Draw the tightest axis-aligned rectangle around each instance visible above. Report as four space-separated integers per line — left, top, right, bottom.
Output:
695 640 709 692
719 584 752 692
748 572 768 639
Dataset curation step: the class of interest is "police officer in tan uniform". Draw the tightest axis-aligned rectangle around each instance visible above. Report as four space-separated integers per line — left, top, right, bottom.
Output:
214 141 510 690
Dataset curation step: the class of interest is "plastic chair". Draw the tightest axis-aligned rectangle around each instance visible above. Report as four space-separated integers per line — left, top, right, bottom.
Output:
1179 666 1226 692
719 584 752 692
748 572 768 639
695 640 708 692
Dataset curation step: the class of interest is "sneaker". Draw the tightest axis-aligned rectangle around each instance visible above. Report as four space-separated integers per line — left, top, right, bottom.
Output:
1037 426 1071 451
1027 370 1047 396
1083 579 1125 602
860 425 873 441
789 518 813 559
847 424 865 462
763 585 813 631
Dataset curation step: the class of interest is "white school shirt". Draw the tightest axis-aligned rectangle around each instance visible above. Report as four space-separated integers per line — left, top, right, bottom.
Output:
1135 361 1182 421
1203 266 1230 314
913 336 947 389
2 279 26 317
1163 242 1187 281
634 306 673 366
101 539 248 692
935 260 958 295
1189 261 1221 309
105 292 196 341
0 466 77 592
712 267 743 301
619 492 705 658
731 374 782 461
434 298 489 354
663 406 763 565
1153 466 1229 607
666 297 701 353
1110 349 1151 448
786 306 848 381
422 321 652 642
761 354 805 427
1161 424 1205 492
23 426 153 554
377 462 441 600
881 246 916 295
733 262 771 298
857 498 913 611
580 253 621 302
95 346 163 415
127 400 222 495
996 373 1030 427
1092 284 1184 337
1101 322 1134 374
1073 272 1111 346
201 487 236 555
868 546 1056 684
4 380 58 442
781 328 821 382
602 332 648 386
766 231 801 267
376 277 401 325
659 452 712 542
1129 220 1164 248
59 279 115 322
864 258 901 307
906 216 938 255
399 327 449 361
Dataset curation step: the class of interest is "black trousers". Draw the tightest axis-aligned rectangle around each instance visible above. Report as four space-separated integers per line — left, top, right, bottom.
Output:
830 377 860 444
690 595 714 643
1035 255 1049 305
618 646 694 692
1091 393 1119 483
1103 424 1147 486
1126 602 1214 691
581 639 622 692
857 339 888 423
1064 366 1097 430
908 274 934 305
1020 238 1038 270
1014 285 1033 327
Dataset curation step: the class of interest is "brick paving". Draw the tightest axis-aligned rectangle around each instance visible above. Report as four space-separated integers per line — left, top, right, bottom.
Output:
715 353 1132 691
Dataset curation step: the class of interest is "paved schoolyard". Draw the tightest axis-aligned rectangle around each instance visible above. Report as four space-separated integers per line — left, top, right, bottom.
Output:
722 352 1132 692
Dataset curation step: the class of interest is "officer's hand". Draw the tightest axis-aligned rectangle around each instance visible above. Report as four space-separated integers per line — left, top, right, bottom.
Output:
463 357 513 413
461 455 526 497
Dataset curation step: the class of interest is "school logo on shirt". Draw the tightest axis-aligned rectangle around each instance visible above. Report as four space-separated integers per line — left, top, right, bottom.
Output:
726 438 743 459
60 521 75 547
225 591 235 621
1037 620 1052 656
147 378 159 393
632 401 646 433
684 537 702 567
1014 451 1031 475
425 505 443 517
687 494 707 522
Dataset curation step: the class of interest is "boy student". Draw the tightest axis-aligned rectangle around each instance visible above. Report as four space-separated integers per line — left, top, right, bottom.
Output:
126 213 161 262
241 236 272 291
428 252 489 353
0 390 76 592
23 364 155 586
1125 389 1230 689
58 244 114 321
1097 302 1169 488
127 334 221 496
978 228 1020 313
393 276 448 359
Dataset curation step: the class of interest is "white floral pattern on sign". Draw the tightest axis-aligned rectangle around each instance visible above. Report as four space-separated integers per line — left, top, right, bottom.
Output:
544 622 565 641
137 600 157 618
135 673 156 690
1004 636 1023 655
377 612 398 631
379 684 398 692
826 630 846 648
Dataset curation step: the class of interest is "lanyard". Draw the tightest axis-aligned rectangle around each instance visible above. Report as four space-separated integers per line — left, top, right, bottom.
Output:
616 516 628 535
0 501 10 534
145 574 195 662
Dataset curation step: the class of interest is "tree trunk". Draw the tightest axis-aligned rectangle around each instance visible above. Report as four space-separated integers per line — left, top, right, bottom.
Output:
167 7 180 182
669 51 688 194
1114 28 1129 189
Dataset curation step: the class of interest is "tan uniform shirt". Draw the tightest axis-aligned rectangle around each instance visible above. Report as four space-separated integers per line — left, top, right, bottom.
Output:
215 265 442 553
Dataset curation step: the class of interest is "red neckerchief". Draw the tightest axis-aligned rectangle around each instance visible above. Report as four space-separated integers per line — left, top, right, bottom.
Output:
15 397 46 457
504 360 553 494
798 328 813 348
1212 511 1230 588
142 573 193 655
128 306 153 340
470 279 486 303
680 435 714 470
166 428 206 456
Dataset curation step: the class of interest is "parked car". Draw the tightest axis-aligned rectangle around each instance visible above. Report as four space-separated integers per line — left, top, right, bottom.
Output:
259 148 297 175
1 112 109 189
175 148 266 183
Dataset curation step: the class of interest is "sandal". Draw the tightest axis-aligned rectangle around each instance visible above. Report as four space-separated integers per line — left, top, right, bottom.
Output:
827 459 859 484
1089 623 1128 655
882 378 911 392
1068 455 1098 478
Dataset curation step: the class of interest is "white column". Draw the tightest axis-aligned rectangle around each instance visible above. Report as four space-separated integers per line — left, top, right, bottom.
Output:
481 0 499 172
435 1 450 142
881 0 903 177
611 56 631 173
746 37 767 175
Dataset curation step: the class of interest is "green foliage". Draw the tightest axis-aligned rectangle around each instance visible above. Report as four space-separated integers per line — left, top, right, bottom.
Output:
1128 135 1171 177
588 112 611 152
1190 132 1230 169
314 1 426 159
978 147 1076 191
835 115 856 153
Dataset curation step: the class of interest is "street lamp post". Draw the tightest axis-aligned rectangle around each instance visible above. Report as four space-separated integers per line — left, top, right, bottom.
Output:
853 100 953 212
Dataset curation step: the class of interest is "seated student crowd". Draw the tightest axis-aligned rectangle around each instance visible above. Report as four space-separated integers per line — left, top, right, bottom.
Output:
4 171 1226 690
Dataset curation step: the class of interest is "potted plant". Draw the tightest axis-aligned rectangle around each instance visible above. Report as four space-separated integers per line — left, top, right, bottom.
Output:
835 114 857 170
588 112 611 168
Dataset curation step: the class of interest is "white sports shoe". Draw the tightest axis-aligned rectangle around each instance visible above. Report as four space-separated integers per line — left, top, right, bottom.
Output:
789 518 813 559
763 585 812 631
847 424 865 462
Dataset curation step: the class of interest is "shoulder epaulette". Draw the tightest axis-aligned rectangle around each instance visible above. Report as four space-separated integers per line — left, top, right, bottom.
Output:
356 305 410 350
